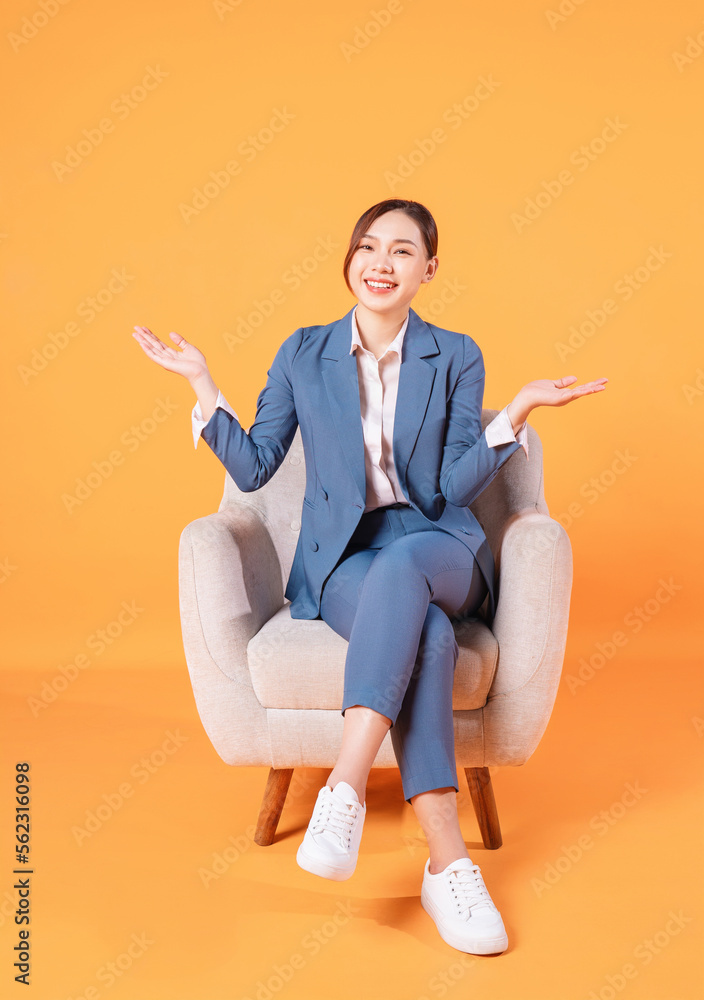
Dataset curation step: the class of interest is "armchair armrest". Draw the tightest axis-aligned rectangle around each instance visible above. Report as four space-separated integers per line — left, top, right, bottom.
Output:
178 504 285 765
482 511 573 764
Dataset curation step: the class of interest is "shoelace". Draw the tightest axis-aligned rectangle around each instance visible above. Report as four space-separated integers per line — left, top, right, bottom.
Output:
310 789 360 847
447 864 496 919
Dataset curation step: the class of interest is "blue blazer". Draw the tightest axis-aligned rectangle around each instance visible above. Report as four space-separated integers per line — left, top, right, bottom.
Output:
201 305 523 623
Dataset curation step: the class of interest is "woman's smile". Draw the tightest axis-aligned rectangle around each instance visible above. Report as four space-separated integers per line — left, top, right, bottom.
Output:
364 278 398 294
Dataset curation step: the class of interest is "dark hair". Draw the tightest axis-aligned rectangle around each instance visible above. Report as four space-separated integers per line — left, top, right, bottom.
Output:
342 199 438 294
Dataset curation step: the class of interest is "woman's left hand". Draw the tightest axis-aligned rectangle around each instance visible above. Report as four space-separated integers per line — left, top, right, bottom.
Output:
508 375 608 429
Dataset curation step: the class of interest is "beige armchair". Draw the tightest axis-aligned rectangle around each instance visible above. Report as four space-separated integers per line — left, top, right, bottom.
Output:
178 409 572 849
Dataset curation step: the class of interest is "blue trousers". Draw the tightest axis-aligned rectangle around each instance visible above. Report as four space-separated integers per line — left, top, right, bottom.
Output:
319 503 488 804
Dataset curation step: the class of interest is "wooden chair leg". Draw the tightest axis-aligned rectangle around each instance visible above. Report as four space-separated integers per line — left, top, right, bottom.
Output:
254 767 294 846
465 766 503 849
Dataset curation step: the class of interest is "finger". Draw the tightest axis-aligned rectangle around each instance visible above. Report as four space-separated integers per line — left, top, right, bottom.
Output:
576 377 608 387
569 384 607 400
132 333 151 351
132 328 154 346
554 376 578 388
132 330 177 363
140 328 169 351
134 336 162 358
137 326 166 347
133 328 155 345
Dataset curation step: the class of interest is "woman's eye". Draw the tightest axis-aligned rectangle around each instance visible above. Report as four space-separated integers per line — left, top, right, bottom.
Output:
357 245 410 253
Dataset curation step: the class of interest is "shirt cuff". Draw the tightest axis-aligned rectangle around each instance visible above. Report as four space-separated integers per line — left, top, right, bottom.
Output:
192 390 239 449
484 405 529 460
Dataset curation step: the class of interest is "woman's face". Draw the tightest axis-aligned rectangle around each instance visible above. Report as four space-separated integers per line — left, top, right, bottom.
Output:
347 210 438 315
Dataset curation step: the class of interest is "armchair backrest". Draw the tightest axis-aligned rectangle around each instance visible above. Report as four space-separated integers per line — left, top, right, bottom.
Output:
218 409 549 581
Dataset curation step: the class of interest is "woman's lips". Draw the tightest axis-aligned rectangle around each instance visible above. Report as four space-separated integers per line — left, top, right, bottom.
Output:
364 279 397 293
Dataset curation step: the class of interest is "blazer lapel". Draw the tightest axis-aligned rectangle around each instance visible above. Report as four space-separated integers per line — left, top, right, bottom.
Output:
322 308 367 505
392 308 439 497
322 306 440 506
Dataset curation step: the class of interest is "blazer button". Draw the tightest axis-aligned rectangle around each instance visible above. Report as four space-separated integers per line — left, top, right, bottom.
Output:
321 489 328 501
309 541 319 551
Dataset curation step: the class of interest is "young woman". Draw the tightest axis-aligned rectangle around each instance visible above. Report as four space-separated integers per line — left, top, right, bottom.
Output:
132 198 607 956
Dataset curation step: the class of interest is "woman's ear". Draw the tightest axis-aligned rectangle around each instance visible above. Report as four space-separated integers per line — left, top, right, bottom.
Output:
424 258 439 282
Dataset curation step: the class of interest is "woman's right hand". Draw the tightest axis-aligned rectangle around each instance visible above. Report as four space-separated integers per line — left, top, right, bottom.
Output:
132 326 209 384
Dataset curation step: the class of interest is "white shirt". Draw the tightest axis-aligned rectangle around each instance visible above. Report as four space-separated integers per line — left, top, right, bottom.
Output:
192 307 529 511
349 307 410 510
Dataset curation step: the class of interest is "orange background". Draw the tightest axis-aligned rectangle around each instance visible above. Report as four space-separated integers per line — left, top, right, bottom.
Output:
2 0 702 997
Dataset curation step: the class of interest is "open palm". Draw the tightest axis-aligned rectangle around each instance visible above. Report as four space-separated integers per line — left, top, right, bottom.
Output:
507 374 609 428
520 375 608 409
132 326 208 382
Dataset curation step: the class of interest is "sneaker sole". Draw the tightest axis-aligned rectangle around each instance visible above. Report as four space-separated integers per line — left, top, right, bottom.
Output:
421 884 508 955
296 842 357 881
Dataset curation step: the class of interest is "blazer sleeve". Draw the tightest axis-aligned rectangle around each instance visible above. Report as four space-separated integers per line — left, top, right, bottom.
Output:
439 335 523 508
199 327 303 492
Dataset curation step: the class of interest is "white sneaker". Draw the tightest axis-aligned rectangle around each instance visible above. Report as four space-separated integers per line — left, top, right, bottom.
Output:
421 857 509 954
296 781 366 881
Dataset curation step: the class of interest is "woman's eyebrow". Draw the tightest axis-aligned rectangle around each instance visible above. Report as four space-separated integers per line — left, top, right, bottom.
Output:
360 233 418 247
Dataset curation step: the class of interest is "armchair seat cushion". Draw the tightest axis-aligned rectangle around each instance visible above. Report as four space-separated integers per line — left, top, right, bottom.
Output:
247 604 500 712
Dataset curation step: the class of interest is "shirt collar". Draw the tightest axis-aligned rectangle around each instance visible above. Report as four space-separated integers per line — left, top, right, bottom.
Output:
349 305 409 361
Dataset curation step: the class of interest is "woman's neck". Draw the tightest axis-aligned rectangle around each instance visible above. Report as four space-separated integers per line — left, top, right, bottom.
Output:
354 303 409 357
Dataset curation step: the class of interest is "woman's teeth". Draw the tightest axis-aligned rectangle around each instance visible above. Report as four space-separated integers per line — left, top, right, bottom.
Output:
366 280 396 289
